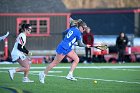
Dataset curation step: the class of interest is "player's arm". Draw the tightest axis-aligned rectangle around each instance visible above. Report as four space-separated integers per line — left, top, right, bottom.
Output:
77 40 90 48
17 43 29 55
76 31 90 48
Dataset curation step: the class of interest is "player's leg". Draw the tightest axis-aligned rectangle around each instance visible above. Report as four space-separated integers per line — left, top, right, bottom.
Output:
9 59 30 78
39 53 65 83
16 58 34 82
44 53 65 75
17 59 30 76
8 58 34 82
66 50 79 80
9 58 28 80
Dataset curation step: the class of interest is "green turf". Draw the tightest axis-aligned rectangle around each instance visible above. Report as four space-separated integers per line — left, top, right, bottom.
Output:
0 63 140 93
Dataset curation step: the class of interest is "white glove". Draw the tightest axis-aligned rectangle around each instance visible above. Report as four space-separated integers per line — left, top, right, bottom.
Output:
28 52 32 56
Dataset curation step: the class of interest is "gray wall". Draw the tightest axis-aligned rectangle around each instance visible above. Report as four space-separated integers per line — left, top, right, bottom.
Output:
0 14 69 53
0 0 68 13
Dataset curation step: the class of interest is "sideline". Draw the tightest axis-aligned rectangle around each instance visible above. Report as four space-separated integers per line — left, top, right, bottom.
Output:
0 66 140 69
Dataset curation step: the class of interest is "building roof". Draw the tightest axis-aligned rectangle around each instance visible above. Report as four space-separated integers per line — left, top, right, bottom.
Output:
0 0 69 13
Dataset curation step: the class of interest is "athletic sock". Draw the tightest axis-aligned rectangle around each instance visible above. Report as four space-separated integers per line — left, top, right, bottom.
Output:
68 71 73 76
13 69 16 73
24 77 28 79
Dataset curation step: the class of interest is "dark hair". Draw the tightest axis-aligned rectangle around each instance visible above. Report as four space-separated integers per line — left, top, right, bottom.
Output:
19 24 31 33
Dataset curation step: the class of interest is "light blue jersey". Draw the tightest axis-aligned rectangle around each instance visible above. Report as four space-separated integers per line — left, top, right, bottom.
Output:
56 26 82 55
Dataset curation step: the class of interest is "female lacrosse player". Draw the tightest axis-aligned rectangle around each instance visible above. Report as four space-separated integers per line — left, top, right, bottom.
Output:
39 19 91 83
8 24 34 82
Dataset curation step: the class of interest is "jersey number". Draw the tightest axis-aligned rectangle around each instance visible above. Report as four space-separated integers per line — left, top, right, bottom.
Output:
67 30 73 38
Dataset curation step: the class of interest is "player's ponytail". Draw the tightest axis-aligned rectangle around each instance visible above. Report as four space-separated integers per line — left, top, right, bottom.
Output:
70 19 86 27
70 20 78 27
77 19 87 28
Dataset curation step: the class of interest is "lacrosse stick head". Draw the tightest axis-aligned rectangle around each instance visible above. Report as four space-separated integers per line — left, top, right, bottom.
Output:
95 45 108 51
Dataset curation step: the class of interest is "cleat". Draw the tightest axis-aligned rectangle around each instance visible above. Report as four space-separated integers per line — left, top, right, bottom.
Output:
39 72 45 83
8 69 15 80
66 74 77 81
22 77 34 83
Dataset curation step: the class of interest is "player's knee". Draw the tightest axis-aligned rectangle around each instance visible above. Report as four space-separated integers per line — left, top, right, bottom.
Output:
74 57 79 63
25 66 30 71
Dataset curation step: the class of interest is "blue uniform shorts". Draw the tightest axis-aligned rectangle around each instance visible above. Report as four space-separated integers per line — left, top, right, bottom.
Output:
56 44 72 55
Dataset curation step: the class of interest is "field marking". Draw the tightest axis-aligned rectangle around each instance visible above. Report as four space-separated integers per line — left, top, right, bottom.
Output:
0 67 140 84
31 73 140 85
0 70 62 73
111 68 140 71
29 71 62 73
22 66 140 69
1 66 140 70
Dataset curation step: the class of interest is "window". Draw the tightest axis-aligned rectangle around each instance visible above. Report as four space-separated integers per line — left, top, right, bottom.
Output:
17 18 50 36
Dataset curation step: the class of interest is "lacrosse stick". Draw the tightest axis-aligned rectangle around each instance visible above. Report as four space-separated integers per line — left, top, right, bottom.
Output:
93 45 108 51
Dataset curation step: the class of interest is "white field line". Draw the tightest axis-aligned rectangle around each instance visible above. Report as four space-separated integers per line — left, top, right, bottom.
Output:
29 71 62 73
1 66 140 70
31 73 140 85
0 70 62 73
111 68 140 71
1 67 140 85
1 71 140 84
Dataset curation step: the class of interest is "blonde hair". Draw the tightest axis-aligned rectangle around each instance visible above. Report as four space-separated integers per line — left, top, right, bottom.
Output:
70 19 87 28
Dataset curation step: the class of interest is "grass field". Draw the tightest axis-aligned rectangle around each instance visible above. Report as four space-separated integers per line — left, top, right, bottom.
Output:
0 63 140 93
